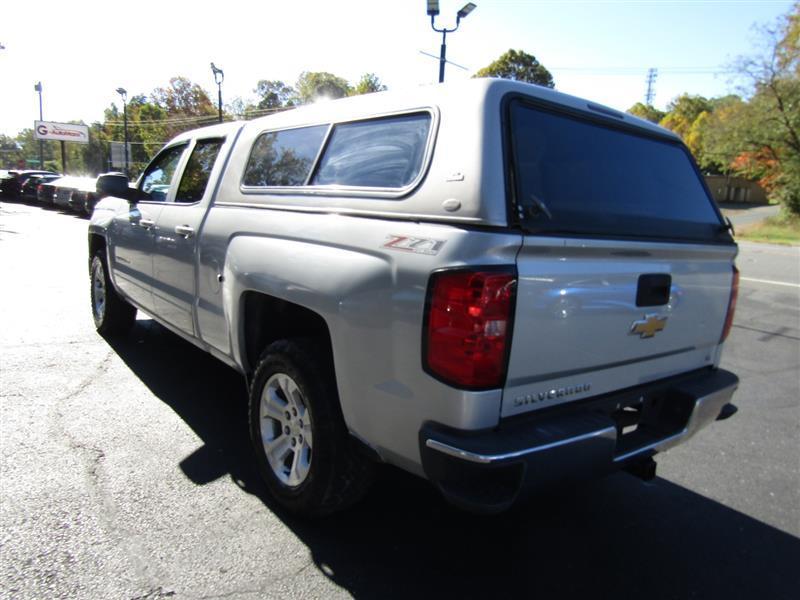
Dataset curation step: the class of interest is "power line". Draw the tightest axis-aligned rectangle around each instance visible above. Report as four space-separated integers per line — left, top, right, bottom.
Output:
103 114 222 127
102 104 290 127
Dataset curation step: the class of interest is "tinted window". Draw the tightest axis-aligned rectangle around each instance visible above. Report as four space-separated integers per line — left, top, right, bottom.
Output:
510 101 724 241
312 113 431 188
175 138 224 203
243 125 327 186
140 144 187 201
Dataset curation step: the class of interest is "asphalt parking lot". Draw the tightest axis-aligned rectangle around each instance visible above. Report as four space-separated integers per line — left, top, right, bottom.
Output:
1 201 798 599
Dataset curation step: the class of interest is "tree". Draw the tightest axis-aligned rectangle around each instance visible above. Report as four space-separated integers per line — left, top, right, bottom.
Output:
717 3 800 214
0 134 23 169
254 80 297 110
14 128 60 172
351 73 387 96
656 94 725 170
151 77 217 118
296 71 351 103
659 94 712 139
473 49 555 88
81 123 112 175
626 102 666 123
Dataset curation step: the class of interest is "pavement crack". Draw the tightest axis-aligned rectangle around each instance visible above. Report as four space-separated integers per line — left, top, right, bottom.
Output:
131 587 177 600
59 349 115 403
46 348 167 593
196 560 318 599
197 588 270 599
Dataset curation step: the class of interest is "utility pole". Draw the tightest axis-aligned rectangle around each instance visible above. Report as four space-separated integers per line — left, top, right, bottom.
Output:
645 68 658 106
34 82 44 168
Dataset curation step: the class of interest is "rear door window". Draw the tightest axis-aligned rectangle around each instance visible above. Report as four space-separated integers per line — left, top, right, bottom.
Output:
175 138 224 203
312 113 431 188
509 100 725 242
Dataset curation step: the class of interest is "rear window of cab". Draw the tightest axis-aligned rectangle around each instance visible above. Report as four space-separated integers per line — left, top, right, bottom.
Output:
241 112 432 192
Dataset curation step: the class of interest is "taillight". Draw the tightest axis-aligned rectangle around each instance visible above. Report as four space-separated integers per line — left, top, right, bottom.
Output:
720 265 739 342
423 268 517 389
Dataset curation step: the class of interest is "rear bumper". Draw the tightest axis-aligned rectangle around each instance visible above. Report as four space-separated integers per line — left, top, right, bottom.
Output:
419 368 738 512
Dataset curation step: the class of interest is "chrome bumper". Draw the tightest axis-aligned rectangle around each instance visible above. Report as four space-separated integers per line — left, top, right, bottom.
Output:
420 368 739 512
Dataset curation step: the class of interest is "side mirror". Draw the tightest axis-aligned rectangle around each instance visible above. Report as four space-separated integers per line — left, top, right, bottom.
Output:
96 172 132 201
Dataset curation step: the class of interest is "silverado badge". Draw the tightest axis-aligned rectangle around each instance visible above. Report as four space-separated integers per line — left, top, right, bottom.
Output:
630 314 668 338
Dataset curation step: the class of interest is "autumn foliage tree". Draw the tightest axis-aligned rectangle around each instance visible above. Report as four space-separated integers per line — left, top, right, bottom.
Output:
683 4 800 214
626 102 666 124
727 3 800 215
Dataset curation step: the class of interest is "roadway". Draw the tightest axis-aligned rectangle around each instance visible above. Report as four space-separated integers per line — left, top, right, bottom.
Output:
1 201 798 599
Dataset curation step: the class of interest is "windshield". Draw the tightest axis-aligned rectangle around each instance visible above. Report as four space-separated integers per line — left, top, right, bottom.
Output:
508 100 727 242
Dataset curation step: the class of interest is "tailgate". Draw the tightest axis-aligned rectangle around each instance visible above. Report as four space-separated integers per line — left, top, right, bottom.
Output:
503 237 737 417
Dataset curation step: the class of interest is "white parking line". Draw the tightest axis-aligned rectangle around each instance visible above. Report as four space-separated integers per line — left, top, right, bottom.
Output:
740 277 800 289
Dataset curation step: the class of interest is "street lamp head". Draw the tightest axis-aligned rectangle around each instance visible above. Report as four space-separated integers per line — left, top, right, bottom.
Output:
457 2 476 20
34 81 42 93
426 0 440 16
116 87 127 101
210 62 224 85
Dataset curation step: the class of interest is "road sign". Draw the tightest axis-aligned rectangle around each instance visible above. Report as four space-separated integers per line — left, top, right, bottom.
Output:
34 120 89 144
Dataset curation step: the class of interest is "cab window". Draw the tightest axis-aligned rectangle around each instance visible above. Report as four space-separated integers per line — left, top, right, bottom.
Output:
139 144 187 202
312 113 431 188
243 125 328 187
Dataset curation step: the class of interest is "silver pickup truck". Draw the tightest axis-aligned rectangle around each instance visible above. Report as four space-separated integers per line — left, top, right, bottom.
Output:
88 78 739 515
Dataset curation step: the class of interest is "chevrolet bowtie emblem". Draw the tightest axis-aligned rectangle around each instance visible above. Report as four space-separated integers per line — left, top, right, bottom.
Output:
630 314 668 338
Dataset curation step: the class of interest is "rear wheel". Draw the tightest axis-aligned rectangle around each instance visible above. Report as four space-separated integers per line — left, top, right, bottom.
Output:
249 339 373 516
90 249 136 336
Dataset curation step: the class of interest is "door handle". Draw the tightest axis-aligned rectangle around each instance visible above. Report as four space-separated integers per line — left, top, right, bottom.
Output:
174 224 195 239
139 218 156 229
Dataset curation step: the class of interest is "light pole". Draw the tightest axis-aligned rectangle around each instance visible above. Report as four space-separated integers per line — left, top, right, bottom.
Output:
427 1 476 83
211 62 224 123
34 81 43 168
116 87 129 177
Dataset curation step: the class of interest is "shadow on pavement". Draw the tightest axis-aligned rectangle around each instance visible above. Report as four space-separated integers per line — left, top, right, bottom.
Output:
106 319 800 600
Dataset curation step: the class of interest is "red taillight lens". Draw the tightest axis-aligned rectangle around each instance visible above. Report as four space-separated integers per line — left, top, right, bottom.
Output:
720 265 739 342
424 268 516 389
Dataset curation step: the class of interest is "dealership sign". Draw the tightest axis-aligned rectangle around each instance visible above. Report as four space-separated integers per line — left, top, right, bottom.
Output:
34 120 89 144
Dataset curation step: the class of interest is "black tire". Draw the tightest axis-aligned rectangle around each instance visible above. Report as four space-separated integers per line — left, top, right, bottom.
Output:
90 249 137 336
249 339 374 517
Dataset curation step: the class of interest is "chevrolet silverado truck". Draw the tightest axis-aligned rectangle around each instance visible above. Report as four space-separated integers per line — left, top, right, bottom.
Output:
88 78 739 515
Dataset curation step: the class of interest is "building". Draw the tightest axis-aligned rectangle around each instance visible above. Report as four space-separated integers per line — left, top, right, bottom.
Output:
704 175 768 204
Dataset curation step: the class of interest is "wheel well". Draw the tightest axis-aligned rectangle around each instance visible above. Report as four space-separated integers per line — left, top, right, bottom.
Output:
88 233 105 270
242 292 332 375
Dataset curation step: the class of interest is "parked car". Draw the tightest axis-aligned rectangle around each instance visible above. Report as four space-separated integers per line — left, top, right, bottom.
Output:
21 174 60 202
68 179 99 214
37 179 59 205
72 173 128 216
89 78 739 516
0 170 57 200
51 176 96 211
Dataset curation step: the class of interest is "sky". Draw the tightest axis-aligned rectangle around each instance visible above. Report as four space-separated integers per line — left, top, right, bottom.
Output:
0 0 795 137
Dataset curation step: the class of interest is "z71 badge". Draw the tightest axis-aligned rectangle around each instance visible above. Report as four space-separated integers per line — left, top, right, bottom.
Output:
383 235 446 256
